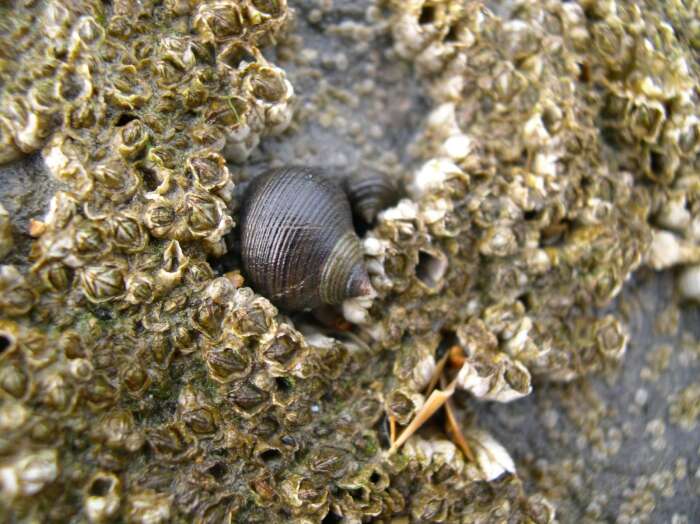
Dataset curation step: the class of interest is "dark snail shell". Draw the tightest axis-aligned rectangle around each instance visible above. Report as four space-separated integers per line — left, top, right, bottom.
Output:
240 167 372 312
343 169 399 224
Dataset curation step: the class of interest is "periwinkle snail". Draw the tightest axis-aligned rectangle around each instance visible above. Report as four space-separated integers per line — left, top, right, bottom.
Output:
239 166 397 312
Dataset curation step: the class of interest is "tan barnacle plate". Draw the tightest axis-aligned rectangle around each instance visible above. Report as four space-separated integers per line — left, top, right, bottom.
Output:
226 372 272 418
156 240 189 289
146 422 199 463
226 292 277 338
0 266 37 316
280 473 330 515
454 354 532 403
177 385 219 437
184 190 233 246
187 151 233 194
79 261 127 303
42 136 93 197
144 198 178 239
126 490 173 524
0 449 59 499
259 323 307 375
205 339 252 384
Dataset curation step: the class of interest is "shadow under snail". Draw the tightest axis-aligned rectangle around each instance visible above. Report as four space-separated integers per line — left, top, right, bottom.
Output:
239 166 398 312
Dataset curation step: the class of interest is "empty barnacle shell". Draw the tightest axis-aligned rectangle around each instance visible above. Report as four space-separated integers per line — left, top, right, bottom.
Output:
343 169 400 224
239 167 373 311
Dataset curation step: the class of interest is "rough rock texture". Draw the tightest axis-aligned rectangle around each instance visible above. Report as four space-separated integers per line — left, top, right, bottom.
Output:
1 0 700 522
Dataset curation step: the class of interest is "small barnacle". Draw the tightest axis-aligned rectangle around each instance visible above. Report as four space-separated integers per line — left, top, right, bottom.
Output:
55 63 93 102
244 64 288 103
280 474 330 513
80 263 126 303
590 18 633 71
0 401 31 433
0 265 37 316
171 325 198 354
116 119 151 160
187 152 231 191
59 330 85 359
0 449 59 498
157 36 202 72
37 372 76 412
109 214 147 252
228 297 276 337
84 472 121 523
594 315 628 361
158 240 190 286
145 200 177 238
74 222 107 255
191 300 224 339
386 389 422 425
126 490 172 524
125 273 155 304
0 363 29 399
73 16 105 47
194 1 245 43
205 342 252 383
478 226 518 258
179 387 219 435
120 361 152 397
146 423 197 462
185 191 227 237
40 262 73 292
628 100 666 143
148 333 175 369
105 66 152 109
260 324 304 372
248 0 286 19
68 358 94 383
226 379 270 416
308 446 349 480
92 164 141 202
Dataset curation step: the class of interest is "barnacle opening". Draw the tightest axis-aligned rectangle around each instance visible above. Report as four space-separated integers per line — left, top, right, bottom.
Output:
259 448 283 465
418 5 436 25
207 462 228 480
87 476 114 497
0 333 12 356
415 250 448 289
114 113 139 127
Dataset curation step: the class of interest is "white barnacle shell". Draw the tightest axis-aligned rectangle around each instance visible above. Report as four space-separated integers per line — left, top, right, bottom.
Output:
0 449 59 498
454 355 532 402
647 229 700 270
411 158 466 198
678 264 700 302
84 472 121 523
465 429 516 481
342 290 376 325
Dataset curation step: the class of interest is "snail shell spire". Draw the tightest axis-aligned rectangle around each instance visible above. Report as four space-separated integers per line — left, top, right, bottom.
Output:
240 166 372 312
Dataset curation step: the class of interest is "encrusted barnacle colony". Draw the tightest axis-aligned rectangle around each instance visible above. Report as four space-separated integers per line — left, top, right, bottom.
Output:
1 0 700 522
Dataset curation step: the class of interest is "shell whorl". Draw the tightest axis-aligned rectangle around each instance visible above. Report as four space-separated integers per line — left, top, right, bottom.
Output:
343 169 399 224
240 167 371 311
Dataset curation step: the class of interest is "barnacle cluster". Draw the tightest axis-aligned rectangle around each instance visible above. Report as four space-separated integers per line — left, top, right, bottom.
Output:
1 0 700 521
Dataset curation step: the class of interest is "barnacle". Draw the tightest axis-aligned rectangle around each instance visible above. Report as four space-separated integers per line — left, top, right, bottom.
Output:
1 0 700 521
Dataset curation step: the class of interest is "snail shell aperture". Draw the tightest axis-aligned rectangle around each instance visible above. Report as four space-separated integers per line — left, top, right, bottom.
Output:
240 166 373 312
